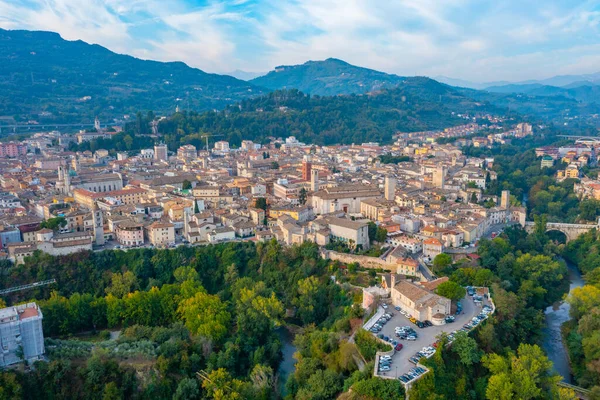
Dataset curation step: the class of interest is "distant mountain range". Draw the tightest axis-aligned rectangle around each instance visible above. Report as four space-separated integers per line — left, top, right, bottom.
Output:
436 73 600 91
0 29 264 124
226 70 266 81
0 28 598 128
250 58 406 96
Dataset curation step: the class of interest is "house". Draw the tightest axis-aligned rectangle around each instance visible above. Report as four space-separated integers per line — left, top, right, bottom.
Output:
423 238 444 259
145 222 175 247
391 280 451 324
322 216 370 250
207 227 236 243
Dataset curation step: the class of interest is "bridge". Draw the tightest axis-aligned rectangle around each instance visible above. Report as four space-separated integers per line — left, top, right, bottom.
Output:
524 221 599 242
558 382 591 399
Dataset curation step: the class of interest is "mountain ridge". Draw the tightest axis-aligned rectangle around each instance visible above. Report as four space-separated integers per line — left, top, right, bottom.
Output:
250 58 406 96
0 28 265 123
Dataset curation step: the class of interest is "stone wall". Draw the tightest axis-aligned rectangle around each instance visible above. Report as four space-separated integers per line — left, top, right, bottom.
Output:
320 249 393 271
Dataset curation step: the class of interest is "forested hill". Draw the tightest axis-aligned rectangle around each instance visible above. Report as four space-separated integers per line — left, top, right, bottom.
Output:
155 81 503 149
0 29 264 124
250 58 406 96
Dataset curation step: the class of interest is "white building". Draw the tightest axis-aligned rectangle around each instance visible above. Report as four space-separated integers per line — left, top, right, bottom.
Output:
0 303 45 366
311 185 381 215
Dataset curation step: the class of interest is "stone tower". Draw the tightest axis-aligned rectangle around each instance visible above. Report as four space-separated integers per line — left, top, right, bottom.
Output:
92 202 105 246
384 176 396 201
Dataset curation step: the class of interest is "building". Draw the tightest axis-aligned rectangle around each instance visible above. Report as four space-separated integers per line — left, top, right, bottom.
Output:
391 279 451 324
0 303 45 366
432 166 447 189
323 216 370 250
423 238 443 259
177 144 197 161
115 221 144 247
302 157 312 181
146 221 175 246
311 169 320 192
0 142 27 158
384 176 396 201
500 190 510 209
311 185 381 215
154 144 168 161
214 141 230 152
207 226 235 243
541 155 554 168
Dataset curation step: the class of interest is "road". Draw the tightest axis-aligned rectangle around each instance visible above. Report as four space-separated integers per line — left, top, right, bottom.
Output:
375 294 488 381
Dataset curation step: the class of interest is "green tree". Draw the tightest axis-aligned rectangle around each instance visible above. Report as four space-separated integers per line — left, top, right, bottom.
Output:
182 180 192 190
178 291 231 342
352 377 404 400
375 226 388 243
436 281 466 301
254 197 267 211
451 331 482 366
174 378 200 400
433 253 452 272
298 188 308 205
40 216 67 231
105 271 137 298
270 161 279 170
482 344 560 400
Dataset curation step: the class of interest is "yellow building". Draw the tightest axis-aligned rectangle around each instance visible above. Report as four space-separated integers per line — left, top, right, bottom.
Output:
145 222 175 246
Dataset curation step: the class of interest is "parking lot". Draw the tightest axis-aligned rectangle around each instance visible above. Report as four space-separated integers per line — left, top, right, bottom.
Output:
373 293 493 381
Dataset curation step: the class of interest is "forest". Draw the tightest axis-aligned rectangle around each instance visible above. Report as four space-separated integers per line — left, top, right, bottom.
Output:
0 218 589 400
0 241 406 400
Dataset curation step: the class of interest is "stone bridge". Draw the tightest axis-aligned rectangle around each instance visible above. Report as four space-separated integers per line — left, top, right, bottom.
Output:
524 221 599 242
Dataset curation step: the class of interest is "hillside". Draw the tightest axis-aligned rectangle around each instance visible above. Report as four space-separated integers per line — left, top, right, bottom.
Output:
250 58 406 96
0 29 264 124
151 78 502 149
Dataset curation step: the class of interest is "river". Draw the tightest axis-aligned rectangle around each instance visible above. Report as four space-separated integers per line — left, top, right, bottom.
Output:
277 327 297 395
541 259 584 383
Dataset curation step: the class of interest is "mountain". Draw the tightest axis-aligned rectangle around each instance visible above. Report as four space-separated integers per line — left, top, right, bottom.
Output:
250 58 406 96
437 72 600 91
0 29 265 124
226 69 266 81
147 77 505 149
485 84 545 94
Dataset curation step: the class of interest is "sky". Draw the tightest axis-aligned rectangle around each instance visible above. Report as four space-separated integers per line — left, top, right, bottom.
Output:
0 0 599 82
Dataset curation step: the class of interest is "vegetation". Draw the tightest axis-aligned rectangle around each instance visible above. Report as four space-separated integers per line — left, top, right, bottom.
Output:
0 241 386 399
378 154 412 164
560 230 600 391
354 329 392 362
0 29 261 124
250 58 406 96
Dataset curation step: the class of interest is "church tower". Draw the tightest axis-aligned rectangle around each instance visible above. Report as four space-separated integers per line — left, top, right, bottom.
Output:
92 202 105 246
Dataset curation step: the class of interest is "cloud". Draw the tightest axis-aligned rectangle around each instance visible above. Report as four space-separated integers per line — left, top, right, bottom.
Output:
0 0 599 81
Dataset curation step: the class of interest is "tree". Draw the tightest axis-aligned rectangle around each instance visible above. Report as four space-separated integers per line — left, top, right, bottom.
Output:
436 281 466 301
254 197 267 211
482 344 560 400
178 291 231 342
451 331 481 366
470 192 478 203
352 377 404 400
375 226 388 243
298 188 307 205
367 222 377 242
174 378 200 400
182 180 192 190
40 216 67 231
105 271 137 298
270 161 279 170
433 253 452 272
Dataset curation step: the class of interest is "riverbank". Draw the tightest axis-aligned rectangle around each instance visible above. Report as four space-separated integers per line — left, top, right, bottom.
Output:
541 259 584 384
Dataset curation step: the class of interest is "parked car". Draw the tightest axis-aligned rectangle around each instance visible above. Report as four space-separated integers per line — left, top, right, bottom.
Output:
395 343 403 351
424 320 433 327
379 366 391 372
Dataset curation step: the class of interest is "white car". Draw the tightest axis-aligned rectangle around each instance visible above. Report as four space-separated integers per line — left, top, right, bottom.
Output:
379 366 391 372
380 356 392 361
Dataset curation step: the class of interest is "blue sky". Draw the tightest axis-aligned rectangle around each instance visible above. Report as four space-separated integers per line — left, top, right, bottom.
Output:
0 0 599 82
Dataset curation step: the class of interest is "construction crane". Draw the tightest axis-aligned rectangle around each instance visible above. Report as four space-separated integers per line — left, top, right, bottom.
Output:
200 134 224 152
0 279 57 296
